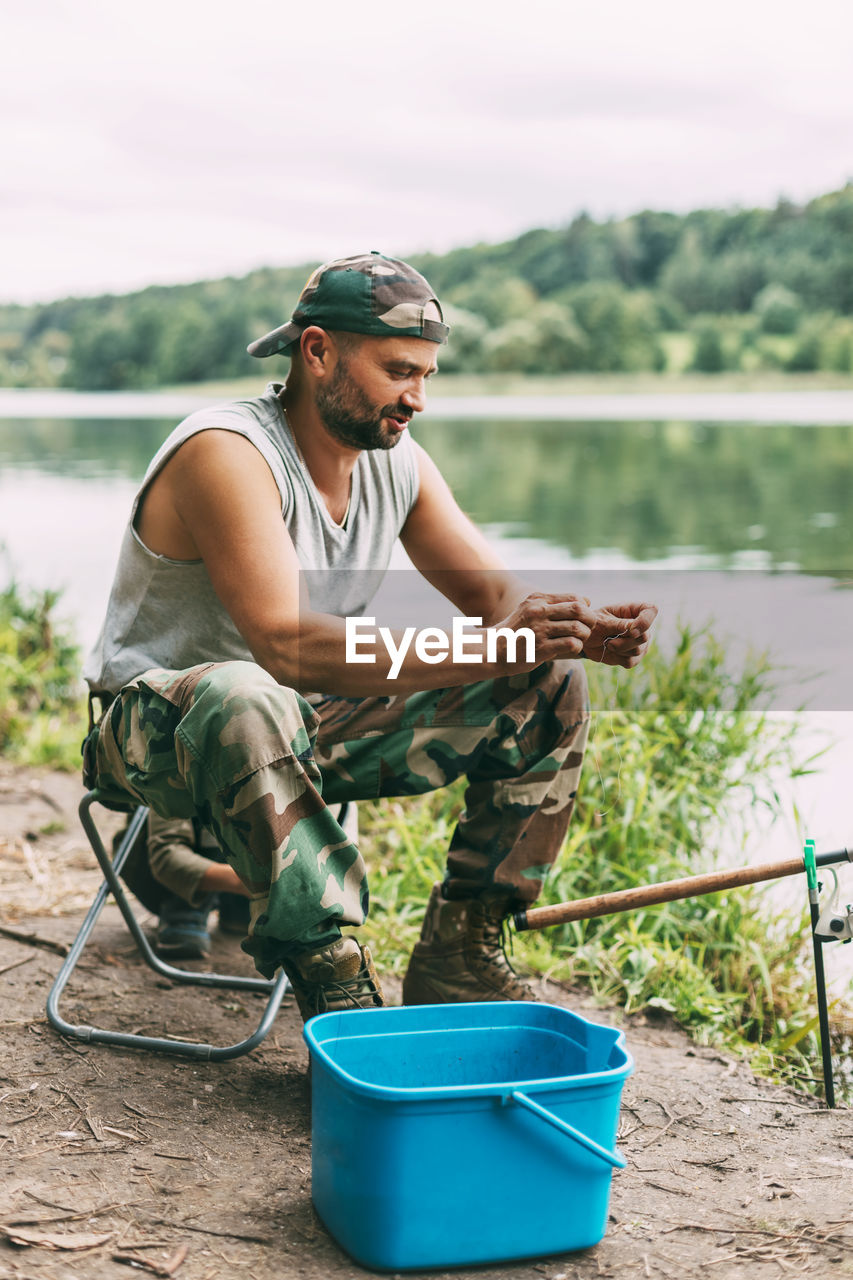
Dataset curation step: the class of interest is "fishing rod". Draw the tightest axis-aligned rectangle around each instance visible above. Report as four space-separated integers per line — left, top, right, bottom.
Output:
514 843 853 1107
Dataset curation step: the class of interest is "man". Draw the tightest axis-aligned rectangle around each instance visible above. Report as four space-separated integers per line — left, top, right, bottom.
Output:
109 807 252 957
147 812 251 956
84 251 657 1020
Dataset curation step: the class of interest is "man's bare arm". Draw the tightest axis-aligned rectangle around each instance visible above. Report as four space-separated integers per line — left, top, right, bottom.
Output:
142 431 595 694
400 443 529 624
401 443 657 667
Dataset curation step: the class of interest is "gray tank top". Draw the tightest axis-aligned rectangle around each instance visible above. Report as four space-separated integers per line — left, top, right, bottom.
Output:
84 382 420 694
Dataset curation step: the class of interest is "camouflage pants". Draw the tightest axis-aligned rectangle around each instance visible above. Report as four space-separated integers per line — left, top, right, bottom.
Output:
91 659 590 978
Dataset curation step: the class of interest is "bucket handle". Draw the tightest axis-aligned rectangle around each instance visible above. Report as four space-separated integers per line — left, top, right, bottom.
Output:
507 1090 626 1170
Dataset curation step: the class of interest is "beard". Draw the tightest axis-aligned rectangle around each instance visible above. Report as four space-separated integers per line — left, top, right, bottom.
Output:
315 358 409 451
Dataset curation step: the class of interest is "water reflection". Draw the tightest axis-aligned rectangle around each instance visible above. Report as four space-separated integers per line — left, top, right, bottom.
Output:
0 417 170 479
3 414 852 571
414 418 853 572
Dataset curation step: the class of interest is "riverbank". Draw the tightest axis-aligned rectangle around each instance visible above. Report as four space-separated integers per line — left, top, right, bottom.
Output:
4 372 853 424
165 369 853 399
1 757 851 1280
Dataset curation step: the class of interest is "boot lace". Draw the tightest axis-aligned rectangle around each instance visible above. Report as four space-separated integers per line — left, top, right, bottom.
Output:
470 898 532 990
303 961 384 1016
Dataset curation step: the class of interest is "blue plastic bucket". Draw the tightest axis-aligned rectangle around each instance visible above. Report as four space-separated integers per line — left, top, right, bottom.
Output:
304 1001 632 1270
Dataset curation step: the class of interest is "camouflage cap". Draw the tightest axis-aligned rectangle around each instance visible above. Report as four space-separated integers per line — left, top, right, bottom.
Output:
247 251 449 358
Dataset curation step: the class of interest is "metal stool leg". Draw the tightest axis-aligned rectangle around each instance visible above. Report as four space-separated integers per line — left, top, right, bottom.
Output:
47 792 290 1061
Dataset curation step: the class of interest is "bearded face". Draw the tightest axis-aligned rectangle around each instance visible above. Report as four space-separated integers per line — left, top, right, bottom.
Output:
314 353 412 451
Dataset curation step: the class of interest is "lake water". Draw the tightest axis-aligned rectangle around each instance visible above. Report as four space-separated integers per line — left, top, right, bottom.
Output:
3 391 852 689
2 389 853 983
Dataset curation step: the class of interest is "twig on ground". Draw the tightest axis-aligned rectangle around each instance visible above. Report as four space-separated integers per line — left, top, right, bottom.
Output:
662 1220 850 1248
124 1100 169 1120
51 1085 86 1111
58 1036 90 1057
8 1108 41 1126
683 1155 739 1170
102 1124 145 1141
27 785 65 814
2 1203 126 1228
0 925 68 955
641 1179 691 1197
721 1094 827 1112
113 1243 189 1276
639 1107 706 1148
85 1114 105 1142
146 1217 271 1244
114 1226 177 1247
22 1190 75 1211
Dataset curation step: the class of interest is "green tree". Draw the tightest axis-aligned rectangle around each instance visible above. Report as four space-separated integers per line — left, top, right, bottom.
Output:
448 272 537 327
753 284 802 335
821 318 853 373
437 305 488 373
483 301 588 374
659 230 722 313
562 282 663 371
690 321 727 373
65 311 146 389
629 210 683 286
786 330 820 371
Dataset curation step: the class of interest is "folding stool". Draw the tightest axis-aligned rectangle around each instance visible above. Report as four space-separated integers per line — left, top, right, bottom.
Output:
47 790 292 1060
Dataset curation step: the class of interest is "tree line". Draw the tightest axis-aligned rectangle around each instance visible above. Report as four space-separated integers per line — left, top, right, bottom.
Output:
3 184 853 389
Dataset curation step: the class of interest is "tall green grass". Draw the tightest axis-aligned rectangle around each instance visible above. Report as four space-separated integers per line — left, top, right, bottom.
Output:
359 628 847 1098
0 582 85 769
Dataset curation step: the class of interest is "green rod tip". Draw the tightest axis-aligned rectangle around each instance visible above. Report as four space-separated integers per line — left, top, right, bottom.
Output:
803 839 817 890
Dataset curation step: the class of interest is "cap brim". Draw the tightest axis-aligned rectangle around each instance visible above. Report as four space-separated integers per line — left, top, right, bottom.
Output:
247 321 303 358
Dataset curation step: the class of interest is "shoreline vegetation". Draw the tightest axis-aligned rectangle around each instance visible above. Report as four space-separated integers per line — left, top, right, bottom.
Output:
147 369 853 399
2 581 850 1102
3 184 853 391
3 368 853 410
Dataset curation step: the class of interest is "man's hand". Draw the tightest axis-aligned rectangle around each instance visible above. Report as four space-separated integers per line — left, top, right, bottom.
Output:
491 592 597 663
489 594 658 671
581 602 658 668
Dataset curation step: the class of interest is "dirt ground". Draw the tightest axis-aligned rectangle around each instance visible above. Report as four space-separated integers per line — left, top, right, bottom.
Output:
1 760 852 1280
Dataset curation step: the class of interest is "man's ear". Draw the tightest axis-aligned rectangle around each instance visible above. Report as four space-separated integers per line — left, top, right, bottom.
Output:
299 326 334 377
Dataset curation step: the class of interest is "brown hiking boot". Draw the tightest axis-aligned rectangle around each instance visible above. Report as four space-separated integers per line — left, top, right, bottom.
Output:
402 883 538 1005
283 936 385 1022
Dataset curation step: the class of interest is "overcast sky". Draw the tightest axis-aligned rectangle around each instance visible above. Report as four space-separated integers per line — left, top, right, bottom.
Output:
3 0 852 304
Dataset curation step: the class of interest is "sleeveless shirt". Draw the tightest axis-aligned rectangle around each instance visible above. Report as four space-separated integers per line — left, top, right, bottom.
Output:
84 382 420 694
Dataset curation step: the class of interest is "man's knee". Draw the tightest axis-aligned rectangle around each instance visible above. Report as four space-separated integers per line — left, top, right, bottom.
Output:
171 661 322 788
186 659 278 709
185 662 317 739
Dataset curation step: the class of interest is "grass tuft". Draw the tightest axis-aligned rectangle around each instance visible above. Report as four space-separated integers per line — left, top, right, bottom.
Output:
0 582 85 770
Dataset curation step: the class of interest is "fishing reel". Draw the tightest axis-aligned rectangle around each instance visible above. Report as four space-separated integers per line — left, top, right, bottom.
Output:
814 868 853 942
